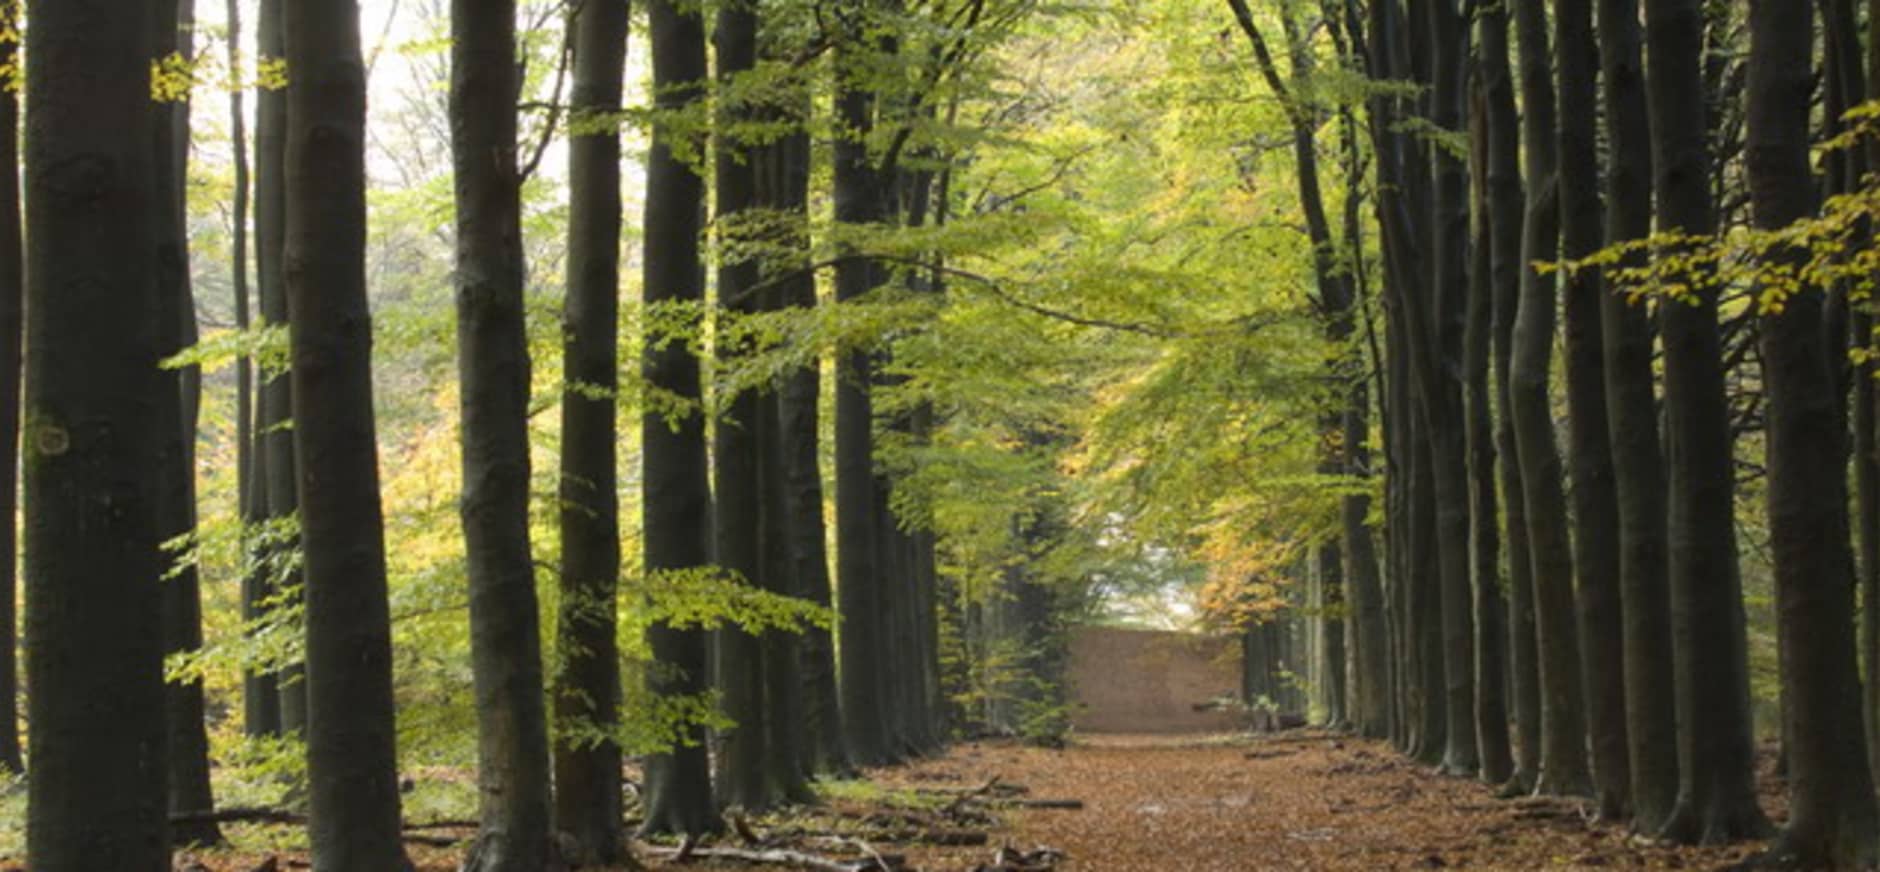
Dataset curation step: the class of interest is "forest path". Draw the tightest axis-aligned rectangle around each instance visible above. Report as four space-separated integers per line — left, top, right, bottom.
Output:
860 732 1765 871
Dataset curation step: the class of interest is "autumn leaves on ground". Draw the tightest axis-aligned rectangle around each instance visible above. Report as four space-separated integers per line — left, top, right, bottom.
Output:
162 731 1772 872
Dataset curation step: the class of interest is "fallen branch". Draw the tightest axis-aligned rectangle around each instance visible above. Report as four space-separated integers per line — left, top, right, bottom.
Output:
166 807 473 846
646 844 904 871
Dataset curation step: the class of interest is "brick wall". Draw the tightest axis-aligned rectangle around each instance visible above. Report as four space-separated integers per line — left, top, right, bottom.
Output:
1065 625 1245 733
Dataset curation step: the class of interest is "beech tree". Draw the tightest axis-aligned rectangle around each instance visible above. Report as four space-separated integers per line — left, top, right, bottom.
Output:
153 0 222 844
282 0 407 867
0 0 23 776
553 0 631 863
640 0 719 836
1642 0 1769 842
1597 0 1678 832
450 0 556 865
1510 0 1593 799
1744 0 1877 863
23 2 167 867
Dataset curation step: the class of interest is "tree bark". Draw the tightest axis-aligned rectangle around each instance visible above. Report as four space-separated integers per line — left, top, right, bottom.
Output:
834 0 898 768
1744 1 1878 863
1477 1 1535 794
0 0 24 775
257 0 306 738
231 0 281 743
553 0 630 863
153 0 222 847
1511 0 1592 798
773 115 848 775
640 0 720 837
283 2 409 868
712 0 775 813
450 1 555 866
1555 0 1629 818
1643 0 1770 844
1465 68 1512 785
22 1 169 866
1597 0 1678 832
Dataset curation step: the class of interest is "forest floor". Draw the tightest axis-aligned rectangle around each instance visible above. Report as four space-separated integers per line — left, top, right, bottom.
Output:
156 730 1781 871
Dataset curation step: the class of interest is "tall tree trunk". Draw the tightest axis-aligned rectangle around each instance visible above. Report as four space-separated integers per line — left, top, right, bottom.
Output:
1465 68 1513 785
258 0 306 738
1598 0 1678 832
450 1 555 866
834 0 897 768
1861 0 1880 789
283 0 408 866
1420 0 1479 777
1555 0 1629 818
153 0 222 846
1478 0 1538 794
774 118 848 774
0 0 24 775
640 0 719 837
230 0 280 742
1643 0 1771 843
1745 1 1878 863
22 1 168 866
1511 0 1592 798
712 0 775 812
553 0 630 863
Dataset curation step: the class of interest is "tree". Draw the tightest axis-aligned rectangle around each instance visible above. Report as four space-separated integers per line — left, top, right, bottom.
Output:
553 0 631 862
1510 0 1592 797
283 0 408 867
834 0 898 768
1742 0 1878 863
231 0 281 742
1554 0 1628 817
257 0 305 737
1642 0 1769 842
713 0 776 812
450 0 556 865
1596 0 1678 832
154 0 223 845
640 0 720 836
0 0 24 775
1463 40 1512 785
1477 0 1532 791
22 0 168 866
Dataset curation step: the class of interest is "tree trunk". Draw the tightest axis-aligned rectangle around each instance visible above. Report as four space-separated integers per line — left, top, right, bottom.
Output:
834 0 897 768
640 0 719 837
152 0 222 847
1477 1 1539 794
1555 0 1629 818
553 0 630 862
712 0 775 813
0 0 24 775
773 116 848 774
283 2 409 868
1861 0 1880 791
1465 70 1512 784
450 1 555 866
257 0 306 738
231 0 281 742
1511 0 1592 798
1642 0 1771 843
22 2 169 866
1744 1 1878 863
1597 0 1678 832
1419 0 1479 778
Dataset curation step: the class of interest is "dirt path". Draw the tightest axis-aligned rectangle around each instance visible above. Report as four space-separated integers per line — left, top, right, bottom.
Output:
858 732 1765 871
164 731 1775 871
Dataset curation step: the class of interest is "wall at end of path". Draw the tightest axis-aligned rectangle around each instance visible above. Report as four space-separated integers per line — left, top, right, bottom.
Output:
1066 625 1245 733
